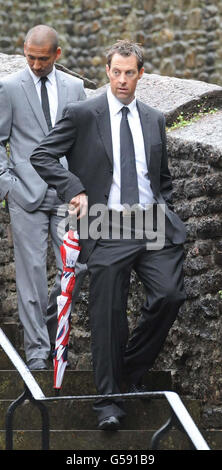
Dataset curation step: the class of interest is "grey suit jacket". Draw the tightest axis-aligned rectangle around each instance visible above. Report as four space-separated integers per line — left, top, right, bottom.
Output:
30 92 186 263
0 66 86 211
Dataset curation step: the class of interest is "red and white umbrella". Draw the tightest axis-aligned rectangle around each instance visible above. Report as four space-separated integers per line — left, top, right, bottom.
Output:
53 229 81 390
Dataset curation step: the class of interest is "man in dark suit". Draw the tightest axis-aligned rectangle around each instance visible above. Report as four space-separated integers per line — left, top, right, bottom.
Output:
31 40 186 430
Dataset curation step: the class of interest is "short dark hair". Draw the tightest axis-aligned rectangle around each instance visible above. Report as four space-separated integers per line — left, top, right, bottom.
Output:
25 25 59 52
106 40 144 71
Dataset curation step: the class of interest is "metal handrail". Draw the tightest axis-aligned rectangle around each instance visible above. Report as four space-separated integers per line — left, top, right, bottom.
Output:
0 327 210 450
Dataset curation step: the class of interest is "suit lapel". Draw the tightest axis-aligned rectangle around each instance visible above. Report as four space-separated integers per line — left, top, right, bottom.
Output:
55 71 67 122
137 100 151 169
95 92 113 166
94 94 151 169
21 67 48 135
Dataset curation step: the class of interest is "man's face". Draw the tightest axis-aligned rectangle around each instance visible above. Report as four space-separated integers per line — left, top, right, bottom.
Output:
24 41 61 77
106 53 144 105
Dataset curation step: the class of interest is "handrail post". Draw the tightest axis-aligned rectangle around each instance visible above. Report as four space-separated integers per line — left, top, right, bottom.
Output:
29 397 50 450
5 388 30 450
5 385 50 450
150 413 175 450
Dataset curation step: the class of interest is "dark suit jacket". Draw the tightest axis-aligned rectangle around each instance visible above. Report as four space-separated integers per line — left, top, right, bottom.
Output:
31 92 186 263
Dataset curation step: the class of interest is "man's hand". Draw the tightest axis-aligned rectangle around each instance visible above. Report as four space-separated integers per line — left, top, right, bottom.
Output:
69 192 88 219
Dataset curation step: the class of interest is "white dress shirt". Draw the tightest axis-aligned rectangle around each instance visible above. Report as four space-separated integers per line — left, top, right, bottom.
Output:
28 66 58 127
107 87 154 211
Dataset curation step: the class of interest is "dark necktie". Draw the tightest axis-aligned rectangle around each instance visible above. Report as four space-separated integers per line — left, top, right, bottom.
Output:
120 106 139 206
40 77 52 131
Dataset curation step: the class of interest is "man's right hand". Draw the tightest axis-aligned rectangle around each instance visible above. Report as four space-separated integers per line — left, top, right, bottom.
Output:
69 192 88 219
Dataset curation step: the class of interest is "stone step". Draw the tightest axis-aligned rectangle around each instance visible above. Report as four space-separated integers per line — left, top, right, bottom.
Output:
0 322 24 370
0 322 23 350
0 325 214 451
0 349 25 369
0 428 209 451
0 428 218 450
0 370 172 399
0 397 202 430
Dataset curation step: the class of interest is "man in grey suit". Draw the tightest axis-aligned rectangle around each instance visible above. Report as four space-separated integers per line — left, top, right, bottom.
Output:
0 25 86 369
31 40 186 429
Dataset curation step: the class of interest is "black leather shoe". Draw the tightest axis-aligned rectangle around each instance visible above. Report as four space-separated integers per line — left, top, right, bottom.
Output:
98 416 120 431
27 358 48 370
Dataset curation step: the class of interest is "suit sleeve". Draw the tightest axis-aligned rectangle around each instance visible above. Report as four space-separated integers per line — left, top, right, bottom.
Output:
0 81 17 200
30 107 85 203
159 114 174 211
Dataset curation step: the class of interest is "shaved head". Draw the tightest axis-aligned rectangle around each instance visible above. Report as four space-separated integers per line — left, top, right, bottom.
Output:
25 25 59 52
24 25 61 77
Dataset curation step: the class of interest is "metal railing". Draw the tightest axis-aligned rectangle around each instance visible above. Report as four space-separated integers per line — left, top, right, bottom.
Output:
0 327 210 451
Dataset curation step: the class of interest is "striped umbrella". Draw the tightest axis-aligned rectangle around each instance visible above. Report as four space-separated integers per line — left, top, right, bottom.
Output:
53 229 81 390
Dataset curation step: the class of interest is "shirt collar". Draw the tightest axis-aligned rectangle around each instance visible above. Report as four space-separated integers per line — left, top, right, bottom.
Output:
107 86 137 116
28 65 56 86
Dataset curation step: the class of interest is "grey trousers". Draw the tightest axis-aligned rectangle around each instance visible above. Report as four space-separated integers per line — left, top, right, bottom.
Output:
8 188 86 361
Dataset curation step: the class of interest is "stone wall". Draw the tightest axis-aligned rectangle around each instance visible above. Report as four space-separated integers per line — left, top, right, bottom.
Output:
0 54 222 415
0 0 222 86
157 114 222 404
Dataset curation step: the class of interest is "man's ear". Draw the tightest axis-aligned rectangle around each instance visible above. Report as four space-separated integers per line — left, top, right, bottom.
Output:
138 67 144 80
55 47 62 61
106 64 110 79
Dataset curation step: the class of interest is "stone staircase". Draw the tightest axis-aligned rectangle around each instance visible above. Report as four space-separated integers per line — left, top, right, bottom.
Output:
0 321 219 451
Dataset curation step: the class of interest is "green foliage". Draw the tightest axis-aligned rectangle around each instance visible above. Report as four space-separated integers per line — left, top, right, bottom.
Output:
168 106 218 131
